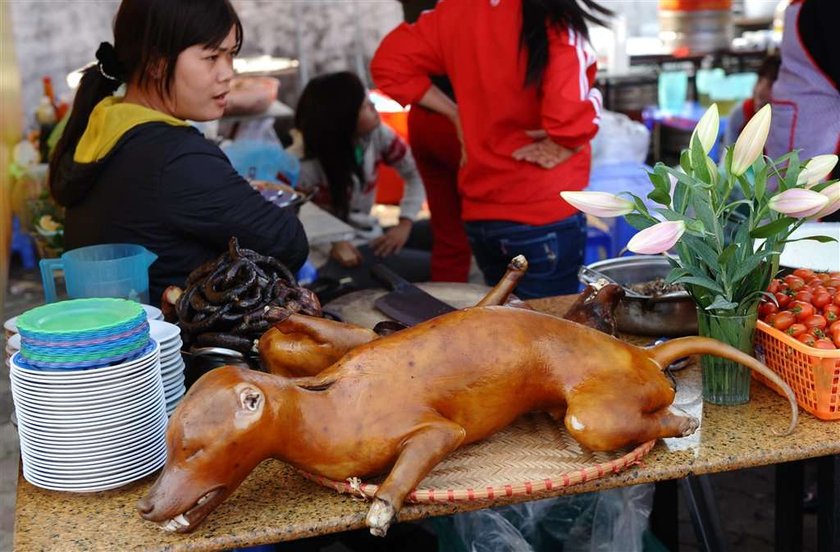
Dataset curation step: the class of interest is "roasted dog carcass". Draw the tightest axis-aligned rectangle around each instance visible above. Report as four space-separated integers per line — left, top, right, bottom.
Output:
138 258 798 537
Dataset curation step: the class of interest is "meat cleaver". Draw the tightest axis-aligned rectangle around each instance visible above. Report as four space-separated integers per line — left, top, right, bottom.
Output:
371 264 456 326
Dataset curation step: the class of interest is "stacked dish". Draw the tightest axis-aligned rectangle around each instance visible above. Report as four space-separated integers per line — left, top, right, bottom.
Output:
149 320 185 415
16 299 149 370
141 304 164 322
10 342 167 492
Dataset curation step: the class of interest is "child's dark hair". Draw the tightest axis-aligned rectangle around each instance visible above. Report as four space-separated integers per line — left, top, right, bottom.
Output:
50 0 243 197
758 54 781 82
520 0 613 88
295 71 367 221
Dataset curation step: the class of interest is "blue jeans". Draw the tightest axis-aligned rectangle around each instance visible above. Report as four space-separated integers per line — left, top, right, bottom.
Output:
465 214 586 299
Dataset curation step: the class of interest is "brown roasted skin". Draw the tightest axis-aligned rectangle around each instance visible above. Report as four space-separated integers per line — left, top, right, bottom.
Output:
563 283 625 335
256 255 532 377
137 306 798 537
259 316 378 377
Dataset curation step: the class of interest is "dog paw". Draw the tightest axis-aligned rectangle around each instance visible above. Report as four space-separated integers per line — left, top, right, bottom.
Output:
366 498 396 537
680 416 700 437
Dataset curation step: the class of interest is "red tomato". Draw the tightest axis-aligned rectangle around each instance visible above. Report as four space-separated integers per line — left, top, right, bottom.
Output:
832 329 840 348
813 291 832 309
830 320 840 333
823 305 840 322
772 311 796 331
798 333 817 347
759 302 779 319
805 314 828 330
786 323 808 337
831 272 840 279
814 272 831 284
827 278 840 289
834 292 840 307
791 301 815 321
795 290 814 304
809 327 827 339
768 279 781 294
785 275 806 291
776 292 792 308
794 268 815 279
814 338 837 350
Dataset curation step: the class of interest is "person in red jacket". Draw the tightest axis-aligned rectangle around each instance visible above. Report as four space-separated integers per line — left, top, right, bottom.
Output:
372 0 612 298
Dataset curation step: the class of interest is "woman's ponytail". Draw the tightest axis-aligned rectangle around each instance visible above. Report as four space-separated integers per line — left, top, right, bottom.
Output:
49 43 124 204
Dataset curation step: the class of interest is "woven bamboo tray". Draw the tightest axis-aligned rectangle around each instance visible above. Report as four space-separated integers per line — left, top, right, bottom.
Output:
301 412 655 504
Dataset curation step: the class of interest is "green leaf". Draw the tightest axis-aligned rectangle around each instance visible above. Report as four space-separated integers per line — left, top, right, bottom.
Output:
647 166 672 207
680 150 692 175
751 217 796 239
706 295 738 311
673 275 726 295
731 250 775 283
718 243 737 267
679 237 720 273
624 213 656 231
783 235 838 244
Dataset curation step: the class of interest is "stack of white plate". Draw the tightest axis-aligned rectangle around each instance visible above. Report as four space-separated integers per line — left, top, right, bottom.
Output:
149 320 185 415
9 342 167 492
141 304 164 322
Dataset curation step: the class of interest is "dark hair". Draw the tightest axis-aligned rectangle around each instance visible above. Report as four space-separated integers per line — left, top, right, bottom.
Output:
758 54 781 82
50 0 242 185
519 0 613 88
294 72 367 221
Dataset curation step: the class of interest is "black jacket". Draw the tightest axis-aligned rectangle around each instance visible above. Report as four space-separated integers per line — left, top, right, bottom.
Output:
52 123 309 305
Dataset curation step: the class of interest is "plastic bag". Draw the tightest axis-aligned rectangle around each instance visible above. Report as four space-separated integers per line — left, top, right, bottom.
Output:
591 111 651 168
435 484 654 552
222 138 300 187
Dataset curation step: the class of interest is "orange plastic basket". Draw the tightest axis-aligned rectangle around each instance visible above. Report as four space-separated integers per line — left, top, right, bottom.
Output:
754 320 840 420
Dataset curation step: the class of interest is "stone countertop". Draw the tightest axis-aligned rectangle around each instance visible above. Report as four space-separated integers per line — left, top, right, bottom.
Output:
15 295 840 551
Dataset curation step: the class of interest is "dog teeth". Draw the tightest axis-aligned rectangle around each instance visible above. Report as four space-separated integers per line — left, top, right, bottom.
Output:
174 514 190 527
197 493 210 506
161 520 178 532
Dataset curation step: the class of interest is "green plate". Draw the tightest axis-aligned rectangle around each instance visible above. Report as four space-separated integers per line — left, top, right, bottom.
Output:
17 298 144 335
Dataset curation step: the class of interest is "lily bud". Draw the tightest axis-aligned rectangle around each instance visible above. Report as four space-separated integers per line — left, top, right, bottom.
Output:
705 157 719 186
796 154 839 187
560 191 635 218
690 104 719 155
813 182 840 219
626 220 686 255
731 104 772 176
768 188 829 218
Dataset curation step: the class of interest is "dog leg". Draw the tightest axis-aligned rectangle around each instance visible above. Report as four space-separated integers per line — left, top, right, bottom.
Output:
564 395 698 451
367 421 466 537
475 256 528 307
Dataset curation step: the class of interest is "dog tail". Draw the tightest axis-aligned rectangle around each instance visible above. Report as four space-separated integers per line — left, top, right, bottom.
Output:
649 336 797 436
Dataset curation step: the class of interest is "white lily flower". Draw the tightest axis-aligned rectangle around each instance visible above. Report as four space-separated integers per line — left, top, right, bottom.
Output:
627 220 686 255
560 191 635 218
796 154 839 187
812 182 840 219
731 104 772 176
690 104 719 155
768 188 829 218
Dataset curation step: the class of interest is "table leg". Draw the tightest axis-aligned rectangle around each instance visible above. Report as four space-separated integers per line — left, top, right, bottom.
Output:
817 455 840 552
651 480 679 552
680 475 728 552
775 460 803 552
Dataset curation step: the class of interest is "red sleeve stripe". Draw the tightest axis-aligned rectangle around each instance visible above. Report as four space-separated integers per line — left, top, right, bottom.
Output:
384 136 408 165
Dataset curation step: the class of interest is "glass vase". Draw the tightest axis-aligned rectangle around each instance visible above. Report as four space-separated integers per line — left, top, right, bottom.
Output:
697 307 759 405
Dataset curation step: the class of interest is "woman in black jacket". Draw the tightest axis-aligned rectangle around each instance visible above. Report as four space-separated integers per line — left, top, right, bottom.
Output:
49 0 309 305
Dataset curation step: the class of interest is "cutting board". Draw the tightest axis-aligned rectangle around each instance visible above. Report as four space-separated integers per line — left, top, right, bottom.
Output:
324 282 495 328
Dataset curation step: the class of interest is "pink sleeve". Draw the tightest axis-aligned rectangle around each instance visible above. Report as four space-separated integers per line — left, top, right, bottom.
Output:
540 25 602 149
371 10 446 107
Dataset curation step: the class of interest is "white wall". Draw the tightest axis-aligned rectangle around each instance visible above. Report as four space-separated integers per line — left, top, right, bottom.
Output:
9 0 403 127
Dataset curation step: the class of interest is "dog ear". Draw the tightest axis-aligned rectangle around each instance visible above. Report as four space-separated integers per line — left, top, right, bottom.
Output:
238 386 263 412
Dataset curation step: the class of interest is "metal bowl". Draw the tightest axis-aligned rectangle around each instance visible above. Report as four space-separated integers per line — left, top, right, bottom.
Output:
580 256 698 337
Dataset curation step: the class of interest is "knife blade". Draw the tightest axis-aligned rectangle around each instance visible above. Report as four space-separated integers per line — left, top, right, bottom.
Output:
371 264 456 326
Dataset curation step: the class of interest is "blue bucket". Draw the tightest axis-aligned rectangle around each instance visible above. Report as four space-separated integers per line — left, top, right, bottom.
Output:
39 244 158 304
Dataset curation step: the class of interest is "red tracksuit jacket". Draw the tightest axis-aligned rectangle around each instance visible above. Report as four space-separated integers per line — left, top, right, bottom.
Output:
371 0 601 225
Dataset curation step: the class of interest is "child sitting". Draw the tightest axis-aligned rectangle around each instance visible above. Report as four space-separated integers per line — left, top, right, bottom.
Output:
293 71 431 290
